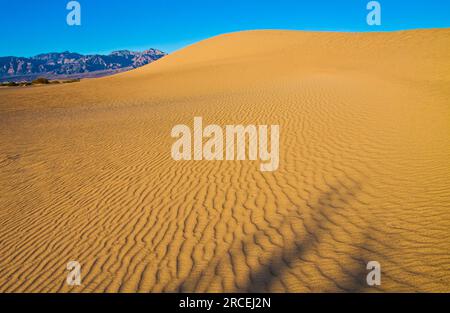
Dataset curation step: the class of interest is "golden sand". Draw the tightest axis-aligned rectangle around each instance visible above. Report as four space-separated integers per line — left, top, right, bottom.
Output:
0 29 449 292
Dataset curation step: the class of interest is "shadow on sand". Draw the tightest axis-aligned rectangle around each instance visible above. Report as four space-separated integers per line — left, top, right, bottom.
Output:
177 180 374 292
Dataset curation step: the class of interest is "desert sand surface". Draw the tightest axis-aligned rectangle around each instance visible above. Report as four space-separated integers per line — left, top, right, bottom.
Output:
0 29 449 292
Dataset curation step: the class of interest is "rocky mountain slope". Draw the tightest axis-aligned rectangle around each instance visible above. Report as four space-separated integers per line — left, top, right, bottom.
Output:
0 49 166 82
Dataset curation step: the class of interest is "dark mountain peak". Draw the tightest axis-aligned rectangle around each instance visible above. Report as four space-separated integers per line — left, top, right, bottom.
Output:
142 48 165 54
109 50 135 56
33 51 82 60
0 48 167 82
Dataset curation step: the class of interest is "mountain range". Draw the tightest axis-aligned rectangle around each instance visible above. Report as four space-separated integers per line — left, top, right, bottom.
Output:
0 49 167 82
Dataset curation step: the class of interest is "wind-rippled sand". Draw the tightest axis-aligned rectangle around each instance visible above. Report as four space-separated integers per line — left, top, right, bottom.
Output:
0 29 449 292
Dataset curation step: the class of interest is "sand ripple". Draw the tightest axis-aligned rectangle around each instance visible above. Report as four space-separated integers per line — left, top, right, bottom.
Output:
0 29 449 292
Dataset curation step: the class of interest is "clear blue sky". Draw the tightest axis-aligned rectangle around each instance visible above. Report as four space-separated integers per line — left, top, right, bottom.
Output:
1 0 449 57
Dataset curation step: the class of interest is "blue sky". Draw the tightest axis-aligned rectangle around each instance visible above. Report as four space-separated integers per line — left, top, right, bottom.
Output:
1 0 449 57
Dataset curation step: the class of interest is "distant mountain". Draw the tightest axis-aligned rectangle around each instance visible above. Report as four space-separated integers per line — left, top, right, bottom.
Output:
0 49 167 82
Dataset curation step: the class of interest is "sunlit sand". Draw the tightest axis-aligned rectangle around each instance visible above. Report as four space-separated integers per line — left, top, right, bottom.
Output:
0 29 449 292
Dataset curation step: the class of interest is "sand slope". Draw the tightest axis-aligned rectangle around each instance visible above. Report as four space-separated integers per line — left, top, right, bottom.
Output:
0 29 449 292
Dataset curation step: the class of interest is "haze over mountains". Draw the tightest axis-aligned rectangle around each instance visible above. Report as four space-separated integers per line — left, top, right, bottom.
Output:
0 49 167 82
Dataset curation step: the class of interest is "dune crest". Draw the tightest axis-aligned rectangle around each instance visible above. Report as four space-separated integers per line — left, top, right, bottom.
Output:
0 29 449 292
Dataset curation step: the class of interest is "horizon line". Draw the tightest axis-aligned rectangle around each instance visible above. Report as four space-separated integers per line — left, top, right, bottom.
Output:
2 26 449 58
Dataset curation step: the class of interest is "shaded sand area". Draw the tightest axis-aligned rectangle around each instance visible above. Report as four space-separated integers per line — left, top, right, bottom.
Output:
0 29 449 292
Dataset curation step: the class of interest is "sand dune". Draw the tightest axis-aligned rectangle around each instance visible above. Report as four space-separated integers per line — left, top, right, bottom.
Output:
0 29 449 292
